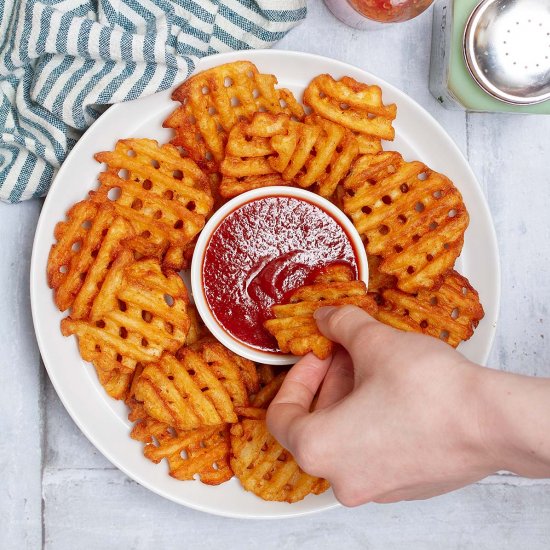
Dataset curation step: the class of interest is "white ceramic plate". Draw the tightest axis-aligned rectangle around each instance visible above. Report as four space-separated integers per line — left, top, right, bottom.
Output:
30 50 500 519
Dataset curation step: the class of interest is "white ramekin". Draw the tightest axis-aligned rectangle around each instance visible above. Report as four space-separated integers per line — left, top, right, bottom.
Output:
191 186 369 365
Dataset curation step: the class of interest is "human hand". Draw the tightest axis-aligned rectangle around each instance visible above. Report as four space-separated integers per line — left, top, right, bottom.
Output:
266 306 501 506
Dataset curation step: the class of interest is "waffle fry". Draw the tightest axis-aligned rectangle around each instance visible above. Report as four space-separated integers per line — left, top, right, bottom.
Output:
193 339 260 400
134 343 255 430
94 138 213 270
235 366 287 417
373 270 484 347
219 112 286 198
234 364 287 418
220 112 358 198
47 200 134 313
164 61 304 173
130 414 232 485
343 152 469 293
274 115 359 197
95 367 134 400
304 74 397 150
265 266 376 359
367 255 397 294
183 304 210 346
230 417 329 502
61 252 190 399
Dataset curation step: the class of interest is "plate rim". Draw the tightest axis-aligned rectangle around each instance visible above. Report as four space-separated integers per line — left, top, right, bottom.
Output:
30 48 501 519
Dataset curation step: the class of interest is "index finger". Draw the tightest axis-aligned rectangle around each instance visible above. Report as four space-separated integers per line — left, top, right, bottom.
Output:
266 353 331 451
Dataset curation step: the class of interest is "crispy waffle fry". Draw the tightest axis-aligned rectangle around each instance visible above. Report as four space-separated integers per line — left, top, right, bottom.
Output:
251 371 286 409
220 112 358 198
219 112 287 198
274 114 359 197
134 343 256 430
193 339 260 400
47 200 134 313
304 74 397 150
373 270 484 347
367 255 397 293
230 417 329 502
183 304 210 346
95 367 134 400
94 138 213 270
130 414 232 485
164 61 304 173
265 265 376 359
343 152 469 293
235 364 286 419
61 252 190 399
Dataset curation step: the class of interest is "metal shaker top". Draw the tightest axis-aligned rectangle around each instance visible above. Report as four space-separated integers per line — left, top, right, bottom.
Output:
463 0 550 105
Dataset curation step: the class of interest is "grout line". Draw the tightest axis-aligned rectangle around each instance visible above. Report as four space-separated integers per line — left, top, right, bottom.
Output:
39 359 47 550
465 111 471 162
39 466 550 488
43 467 119 473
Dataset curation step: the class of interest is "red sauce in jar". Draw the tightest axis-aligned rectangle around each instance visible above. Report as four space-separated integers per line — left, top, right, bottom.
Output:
202 196 359 353
348 0 433 23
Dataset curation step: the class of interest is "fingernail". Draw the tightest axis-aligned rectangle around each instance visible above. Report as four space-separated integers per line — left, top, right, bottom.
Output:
314 306 336 321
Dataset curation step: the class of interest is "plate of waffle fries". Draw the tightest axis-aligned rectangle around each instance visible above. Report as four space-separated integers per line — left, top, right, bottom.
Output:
30 50 500 518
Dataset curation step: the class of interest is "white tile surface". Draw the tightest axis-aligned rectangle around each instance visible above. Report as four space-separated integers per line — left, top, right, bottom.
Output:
2 3 550 548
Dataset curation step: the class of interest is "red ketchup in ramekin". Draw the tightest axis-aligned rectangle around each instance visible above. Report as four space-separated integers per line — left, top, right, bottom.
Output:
203 196 358 352
192 187 368 364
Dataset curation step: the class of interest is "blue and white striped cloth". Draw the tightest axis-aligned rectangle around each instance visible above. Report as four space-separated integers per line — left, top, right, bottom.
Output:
0 0 306 203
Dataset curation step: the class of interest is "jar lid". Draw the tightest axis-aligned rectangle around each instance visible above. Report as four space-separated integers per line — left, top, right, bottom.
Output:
463 0 550 105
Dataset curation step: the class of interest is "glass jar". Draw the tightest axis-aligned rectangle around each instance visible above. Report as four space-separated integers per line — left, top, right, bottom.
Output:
324 0 435 29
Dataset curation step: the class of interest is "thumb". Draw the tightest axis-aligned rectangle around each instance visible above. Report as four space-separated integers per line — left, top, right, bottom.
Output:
313 305 378 353
314 305 397 373
266 353 331 452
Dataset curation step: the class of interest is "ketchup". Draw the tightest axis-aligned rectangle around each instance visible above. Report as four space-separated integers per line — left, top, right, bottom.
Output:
202 196 359 353
348 0 433 23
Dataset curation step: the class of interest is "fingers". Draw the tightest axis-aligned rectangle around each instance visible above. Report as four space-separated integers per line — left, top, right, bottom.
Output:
314 305 377 351
315 347 354 410
266 353 331 451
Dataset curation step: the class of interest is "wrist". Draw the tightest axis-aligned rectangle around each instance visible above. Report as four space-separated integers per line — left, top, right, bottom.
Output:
477 366 550 477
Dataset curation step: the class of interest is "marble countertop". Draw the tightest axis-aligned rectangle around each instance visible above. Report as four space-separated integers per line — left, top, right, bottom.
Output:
2 2 550 548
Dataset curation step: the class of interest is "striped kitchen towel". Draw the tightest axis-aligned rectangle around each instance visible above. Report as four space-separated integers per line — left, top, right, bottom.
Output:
0 0 306 203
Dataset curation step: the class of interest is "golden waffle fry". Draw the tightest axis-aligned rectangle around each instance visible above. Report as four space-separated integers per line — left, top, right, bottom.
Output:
234 365 286 418
367 255 397 293
251 370 287 409
134 343 255 430
374 270 484 347
219 173 287 199
343 152 469 293
255 364 278 387
94 138 213 270
273 114 359 198
47 200 134 313
312 262 356 284
304 74 397 148
193 339 260 401
95 366 134 400
61 252 190 398
265 266 377 359
164 61 304 173
130 415 232 485
220 112 359 198
183 304 210 346
230 417 329 502
219 112 288 198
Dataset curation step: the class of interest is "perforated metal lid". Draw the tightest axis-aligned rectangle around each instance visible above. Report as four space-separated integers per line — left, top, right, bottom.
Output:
464 0 550 105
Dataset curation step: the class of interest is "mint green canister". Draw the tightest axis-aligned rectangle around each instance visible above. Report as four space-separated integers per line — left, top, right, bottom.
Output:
429 0 550 113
